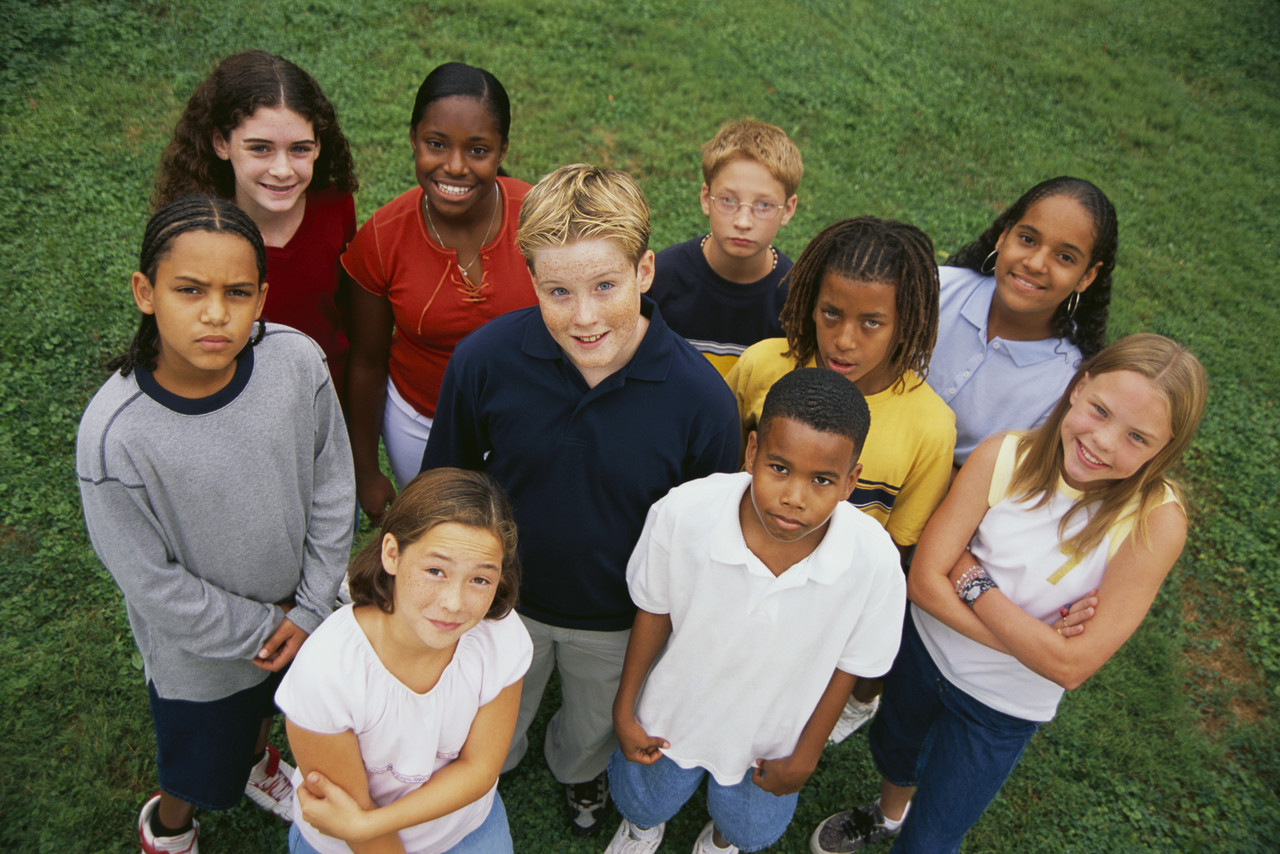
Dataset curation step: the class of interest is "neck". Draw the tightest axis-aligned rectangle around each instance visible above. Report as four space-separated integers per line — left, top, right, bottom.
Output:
238 193 307 249
986 297 1056 342
701 235 776 284
355 605 456 694
738 487 827 577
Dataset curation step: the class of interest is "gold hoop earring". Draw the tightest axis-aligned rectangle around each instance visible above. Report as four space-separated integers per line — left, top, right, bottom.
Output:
981 249 998 275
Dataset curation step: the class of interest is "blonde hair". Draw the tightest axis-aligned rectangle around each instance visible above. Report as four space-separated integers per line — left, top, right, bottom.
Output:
516 164 650 267
1010 333 1208 557
701 120 804 197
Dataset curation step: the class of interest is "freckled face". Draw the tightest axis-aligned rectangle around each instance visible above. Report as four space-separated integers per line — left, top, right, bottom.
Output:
992 194 1102 333
741 416 860 544
812 272 899 396
383 522 504 652
212 106 319 219
1059 370 1172 490
531 239 654 386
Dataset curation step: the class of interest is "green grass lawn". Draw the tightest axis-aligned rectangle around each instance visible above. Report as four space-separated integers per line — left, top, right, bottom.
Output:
2 0 1278 850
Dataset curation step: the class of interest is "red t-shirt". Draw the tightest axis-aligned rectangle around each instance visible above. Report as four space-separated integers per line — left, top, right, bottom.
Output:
263 188 356 393
341 176 537 417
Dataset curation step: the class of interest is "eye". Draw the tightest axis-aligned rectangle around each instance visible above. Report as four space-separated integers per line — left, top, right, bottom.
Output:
1129 432 1147 445
469 146 490 156
751 201 776 216
249 144 271 154
1018 233 1035 245
1058 253 1077 264
820 307 840 321
291 144 315 156
864 319 882 329
470 575 493 586
176 285 201 295
1092 403 1108 417
424 139 445 150
768 463 788 475
813 476 834 486
595 281 615 292
424 566 445 577
548 286 569 297
227 287 255 298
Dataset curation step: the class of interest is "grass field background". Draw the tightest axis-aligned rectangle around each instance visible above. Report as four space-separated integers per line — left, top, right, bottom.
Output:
2 0 1278 851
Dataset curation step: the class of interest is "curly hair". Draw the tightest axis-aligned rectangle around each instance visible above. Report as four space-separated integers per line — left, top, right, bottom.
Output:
779 217 939 393
758 367 870 455
945 176 1117 358
109 195 266 377
152 50 357 209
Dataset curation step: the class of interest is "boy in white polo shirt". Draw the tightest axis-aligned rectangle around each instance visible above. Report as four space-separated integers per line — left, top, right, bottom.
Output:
606 368 906 854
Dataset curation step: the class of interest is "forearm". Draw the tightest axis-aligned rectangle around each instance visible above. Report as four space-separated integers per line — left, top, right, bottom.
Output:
908 560 1009 653
791 668 858 771
346 357 390 478
970 589 1083 687
612 610 673 723
358 757 498 839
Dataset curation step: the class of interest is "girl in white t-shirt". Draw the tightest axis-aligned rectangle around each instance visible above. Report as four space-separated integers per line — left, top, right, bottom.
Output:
277 467 532 854
810 334 1207 854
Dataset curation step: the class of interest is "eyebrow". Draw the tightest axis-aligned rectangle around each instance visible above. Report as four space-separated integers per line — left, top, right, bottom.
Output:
1019 224 1085 258
173 275 259 289
241 137 316 145
421 550 501 571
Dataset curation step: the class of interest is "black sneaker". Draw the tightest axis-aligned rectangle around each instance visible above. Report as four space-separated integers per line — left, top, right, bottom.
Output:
565 771 610 836
809 800 899 853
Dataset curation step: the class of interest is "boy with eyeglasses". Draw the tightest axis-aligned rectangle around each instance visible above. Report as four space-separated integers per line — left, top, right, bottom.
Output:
649 120 803 377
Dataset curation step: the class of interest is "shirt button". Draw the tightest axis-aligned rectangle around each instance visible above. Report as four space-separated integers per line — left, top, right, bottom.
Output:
948 388 957 394
993 342 1002 350
962 371 970 378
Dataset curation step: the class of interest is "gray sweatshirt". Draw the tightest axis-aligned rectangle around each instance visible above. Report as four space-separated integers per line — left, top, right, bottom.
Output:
76 325 355 701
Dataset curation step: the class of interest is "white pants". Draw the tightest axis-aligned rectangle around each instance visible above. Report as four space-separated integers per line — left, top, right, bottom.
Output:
382 378 433 488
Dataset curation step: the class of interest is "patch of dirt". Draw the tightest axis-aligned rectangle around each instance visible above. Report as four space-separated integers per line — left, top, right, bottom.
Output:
1180 574 1270 735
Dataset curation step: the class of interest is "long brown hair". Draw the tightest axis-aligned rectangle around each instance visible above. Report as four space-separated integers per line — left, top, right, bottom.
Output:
1009 333 1207 556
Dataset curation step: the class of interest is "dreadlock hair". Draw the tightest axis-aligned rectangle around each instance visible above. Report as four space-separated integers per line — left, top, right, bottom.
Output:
1009 333 1207 559
109 195 267 377
758 367 871 461
945 177 1117 359
347 467 521 619
152 50 358 209
778 217 939 394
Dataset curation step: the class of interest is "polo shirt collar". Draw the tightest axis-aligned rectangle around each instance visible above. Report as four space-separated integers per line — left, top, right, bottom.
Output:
709 473 858 587
521 295 674 382
959 273 1076 368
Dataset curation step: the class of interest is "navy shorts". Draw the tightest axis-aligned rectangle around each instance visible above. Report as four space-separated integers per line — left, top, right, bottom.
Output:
148 670 284 811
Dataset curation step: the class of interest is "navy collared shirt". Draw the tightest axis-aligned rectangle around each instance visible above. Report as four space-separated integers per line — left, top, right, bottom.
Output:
422 297 741 631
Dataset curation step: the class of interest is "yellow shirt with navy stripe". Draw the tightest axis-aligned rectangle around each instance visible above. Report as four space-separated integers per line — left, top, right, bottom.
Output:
726 338 957 547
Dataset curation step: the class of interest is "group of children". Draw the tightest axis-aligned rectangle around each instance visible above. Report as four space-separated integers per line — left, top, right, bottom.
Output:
74 49 1209 854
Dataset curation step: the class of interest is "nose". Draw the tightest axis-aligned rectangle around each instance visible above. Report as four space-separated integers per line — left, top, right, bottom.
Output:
446 145 467 176
268 149 292 179
1026 245 1051 272
834 320 858 353
201 292 230 325
780 477 804 509
438 580 464 614
732 203 754 229
571 295 597 327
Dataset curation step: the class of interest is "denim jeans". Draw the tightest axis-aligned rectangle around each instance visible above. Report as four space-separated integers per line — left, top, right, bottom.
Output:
288 790 512 854
608 750 798 852
870 613 1042 854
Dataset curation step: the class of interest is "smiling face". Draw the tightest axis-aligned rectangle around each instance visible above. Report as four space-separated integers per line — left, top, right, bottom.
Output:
700 157 796 279
1059 370 1172 490
742 416 860 546
812 272 899 396
992 194 1102 337
411 95 507 221
383 522 503 652
131 230 267 398
531 238 655 387
212 105 319 221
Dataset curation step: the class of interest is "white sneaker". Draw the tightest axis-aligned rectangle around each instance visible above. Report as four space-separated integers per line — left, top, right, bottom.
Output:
138 794 199 854
604 818 665 853
692 820 739 853
244 744 295 821
827 695 879 744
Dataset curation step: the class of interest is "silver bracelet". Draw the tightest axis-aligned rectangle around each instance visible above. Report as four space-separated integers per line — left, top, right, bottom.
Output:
958 569 998 609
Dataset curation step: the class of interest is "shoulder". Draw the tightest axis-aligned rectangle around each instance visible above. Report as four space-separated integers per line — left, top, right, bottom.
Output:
734 337 791 375
308 187 354 214
458 611 534 682
938 264 984 292
827 502 904 578
455 307 539 357
366 187 422 227
258 323 328 365
77 372 146 478
499 175 533 204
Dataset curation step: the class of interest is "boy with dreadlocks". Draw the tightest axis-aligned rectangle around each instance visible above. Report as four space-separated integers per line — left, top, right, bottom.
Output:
726 217 955 741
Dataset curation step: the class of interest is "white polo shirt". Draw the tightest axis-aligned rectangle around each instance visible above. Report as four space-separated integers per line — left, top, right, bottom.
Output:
627 472 905 785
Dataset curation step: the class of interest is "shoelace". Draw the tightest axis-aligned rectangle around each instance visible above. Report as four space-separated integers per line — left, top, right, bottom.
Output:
840 807 881 840
255 769 292 800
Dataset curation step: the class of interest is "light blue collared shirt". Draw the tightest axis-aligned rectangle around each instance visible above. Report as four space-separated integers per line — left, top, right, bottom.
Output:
927 266 1082 464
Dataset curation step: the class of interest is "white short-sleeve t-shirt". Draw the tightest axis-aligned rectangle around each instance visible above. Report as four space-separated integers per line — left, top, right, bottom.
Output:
277 605 532 854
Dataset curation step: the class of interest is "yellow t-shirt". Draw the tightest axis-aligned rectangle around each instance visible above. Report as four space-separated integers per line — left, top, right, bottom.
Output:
726 338 956 547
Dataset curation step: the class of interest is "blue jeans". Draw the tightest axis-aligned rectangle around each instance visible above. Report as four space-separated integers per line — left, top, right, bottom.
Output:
869 613 1041 854
607 750 797 852
288 790 512 854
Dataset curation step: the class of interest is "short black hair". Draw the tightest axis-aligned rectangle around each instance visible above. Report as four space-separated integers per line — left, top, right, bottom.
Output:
758 368 871 457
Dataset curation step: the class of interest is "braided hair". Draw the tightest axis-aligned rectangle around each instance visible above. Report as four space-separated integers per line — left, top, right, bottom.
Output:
779 217 939 392
945 177 1117 358
109 195 266 376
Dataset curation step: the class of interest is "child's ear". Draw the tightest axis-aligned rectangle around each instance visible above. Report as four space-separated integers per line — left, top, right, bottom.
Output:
635 249 655 294
778 194 798 227
496 139 509 165
212 131 231 161
699 183 712 217
1069 373 1090 406
840 461 862 502
380 533 401 576
1075 260 1102 294
131 272 156 315
743 430 759 473
255 280 270 319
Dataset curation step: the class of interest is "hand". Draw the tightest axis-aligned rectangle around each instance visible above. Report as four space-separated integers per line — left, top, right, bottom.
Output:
297 770 377 843
1055 589 1100 638
253 615 309 671
357 472 397 526
615 715 668 765
750 754 814 795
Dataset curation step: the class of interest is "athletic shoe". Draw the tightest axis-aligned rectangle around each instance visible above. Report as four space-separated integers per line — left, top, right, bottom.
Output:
692 820 739 853
138 794 199 854
603 817 665 853
244 744 295 821
809 800 899 853
566 771 610 836
827 695 880 744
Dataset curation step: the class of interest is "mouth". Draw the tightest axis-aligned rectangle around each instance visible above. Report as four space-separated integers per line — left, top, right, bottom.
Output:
573 332 607 347
770 513 806 532
1075 439 1108 470
729 237 754 248
197 336 233 351
825 355 857 374
1008 272 1045 293
433 180 474 199
428 618 463 633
